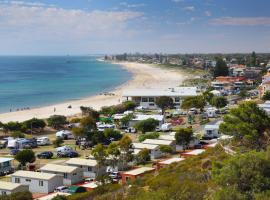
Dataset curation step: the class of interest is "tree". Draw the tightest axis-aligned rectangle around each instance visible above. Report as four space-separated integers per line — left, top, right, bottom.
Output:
203 90 214 103
181 95 206 111
210 96 228 108
91 144 108 179
80 106 99 121
135 148 150 165
155 96 174 114
159 145 173 154
138 132 160 142
47 115 67 129
104 129 122 141
0 191 33 200
214 58 229 77
4 122 21 132
11 131 25 138
119 135 133 169
120 114 133 128
135 118 159 134
107 142 120 170
15 149 35 166
251 51 257 66
262 91 270 101
80 116 97 132
51 195 68 200
220 101 270 150
175 128 193 150
21 118 46 131
53 137 64 147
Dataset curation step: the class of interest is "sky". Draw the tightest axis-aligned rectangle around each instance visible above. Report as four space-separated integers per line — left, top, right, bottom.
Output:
0 0 270 55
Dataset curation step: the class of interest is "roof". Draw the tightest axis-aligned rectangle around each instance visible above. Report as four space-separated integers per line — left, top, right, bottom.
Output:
124 167 155 176
122 87 198 97
36 192 70 200
81 182 99 189
0 181 24 191
158 135 175 141
132 143 159 150
132 114 164 122
12 170 57 180
142 139 174 146
158 157 185 165
66 158 97 167
182 149 205 155
0 157 14 163
40 164 78 173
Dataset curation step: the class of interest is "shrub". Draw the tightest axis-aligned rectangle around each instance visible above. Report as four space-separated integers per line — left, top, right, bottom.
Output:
53 137 64 147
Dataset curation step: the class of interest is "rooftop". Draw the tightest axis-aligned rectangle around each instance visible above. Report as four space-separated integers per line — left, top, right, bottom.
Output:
158 157 185 165
0 157 14 163
0 181 24 191
36 192 70 200
158 135 175 141
142 139 174 146
124 167 155 176
132 114 164 122
65 158 97 167
40 164 78 173
11 170 57 180
132 143 159 150
182 149 205 156
122 87 198 97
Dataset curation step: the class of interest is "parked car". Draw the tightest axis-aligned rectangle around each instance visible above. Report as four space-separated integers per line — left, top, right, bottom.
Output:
108 172 121 182
37 137 50 146
54 186 69 193
37 151 53 159
56 130 74 139
57 151 79 158
10 149 20 155
84 177 95 183
56 145 73 153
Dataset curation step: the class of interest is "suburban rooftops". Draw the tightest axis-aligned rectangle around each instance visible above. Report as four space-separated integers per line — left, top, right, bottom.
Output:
0 181 23 191
65 158 97 167
132 143 159 150
123 167 155 176
0 157 14 163
40 164 78 173
142 139 174 146
12 170 58 180
158 157 185 165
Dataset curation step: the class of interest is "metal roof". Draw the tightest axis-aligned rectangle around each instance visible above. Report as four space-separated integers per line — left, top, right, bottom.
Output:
40 164 78 173
0 157 14 163
122 87 198 97
158 157 185 165
12 170 58 180
124 167 155 176
158 135 175 141
132 143 159 150
66 158 97 167
132 114 164 122
142 139 174 146
0 181 24 191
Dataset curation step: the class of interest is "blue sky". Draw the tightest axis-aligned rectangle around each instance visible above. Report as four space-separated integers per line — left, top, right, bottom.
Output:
0 0 270 55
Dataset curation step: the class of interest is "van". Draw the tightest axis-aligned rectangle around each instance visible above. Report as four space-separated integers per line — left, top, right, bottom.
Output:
37 137 50 146
56 145 73 153
56 130 74 139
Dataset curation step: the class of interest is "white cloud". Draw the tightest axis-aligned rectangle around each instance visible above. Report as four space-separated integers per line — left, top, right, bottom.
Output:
205 11 211 17
171 0 184 2
183 6 195 12
119 2 145 8
0 4 143 42
210 17 270 26
0 0 54 7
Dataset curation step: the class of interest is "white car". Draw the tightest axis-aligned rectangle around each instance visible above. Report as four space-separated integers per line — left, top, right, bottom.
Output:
37 137 50 146
54 186 69 193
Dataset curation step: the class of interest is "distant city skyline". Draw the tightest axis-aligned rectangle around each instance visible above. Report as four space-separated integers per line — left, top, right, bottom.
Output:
0 0 270 55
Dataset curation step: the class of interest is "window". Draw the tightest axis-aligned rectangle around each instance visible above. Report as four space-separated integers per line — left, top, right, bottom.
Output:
64 173 67 178
141 97 148 102
15 178 20 183
25 179 31 182
149 97 155 102
39 181 43 186
175 97 180 103
1 191 6 195
88 167 92 171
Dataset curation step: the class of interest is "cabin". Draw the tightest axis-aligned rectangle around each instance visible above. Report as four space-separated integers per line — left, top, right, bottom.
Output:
122 87 198 109
142 139 176 152
11 171 63 194
131 143 162 159
121 167 155 185
0 158 14 176
0 181 28 195
65 158 106 179
204 121 223 139
156 157 185 170
40 164 83 185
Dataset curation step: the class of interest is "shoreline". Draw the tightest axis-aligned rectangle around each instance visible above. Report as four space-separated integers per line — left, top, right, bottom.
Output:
0 62 189 123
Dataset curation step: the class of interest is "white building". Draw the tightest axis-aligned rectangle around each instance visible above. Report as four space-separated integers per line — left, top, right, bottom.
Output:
258 101 270 115
65 158 106 179
122 87 198 109
40 164 83 185
142 139 176 152
129 114 164 128
0 158 14 175
0 181 28 195
204 121 223 139
131 143 162 159
11 171 63 194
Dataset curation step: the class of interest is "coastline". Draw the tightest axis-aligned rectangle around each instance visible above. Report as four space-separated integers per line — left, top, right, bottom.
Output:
0 62 189 123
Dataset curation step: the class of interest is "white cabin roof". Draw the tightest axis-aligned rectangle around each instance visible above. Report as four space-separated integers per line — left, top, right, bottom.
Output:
0 157 14 163
183 149 205 155
132 143 159 150
132 114 164 122
12 171 57 180
65 158 97 167
158 157 185 165
122 87 197 97
40 164 78 173
124 167 155 176
142 139 174 146
0 181 23 191
158 135 175 141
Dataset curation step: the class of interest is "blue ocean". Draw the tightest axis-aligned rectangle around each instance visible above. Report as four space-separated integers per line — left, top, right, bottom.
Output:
0 56 131 113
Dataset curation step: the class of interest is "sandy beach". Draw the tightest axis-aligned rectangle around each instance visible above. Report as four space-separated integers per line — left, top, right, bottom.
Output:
0 62 189 123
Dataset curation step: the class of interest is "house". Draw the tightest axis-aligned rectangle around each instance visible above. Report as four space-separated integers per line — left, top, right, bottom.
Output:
258 101 270 115
128 114 164 128
40 164 83 185
156 157 185 170
0 181 28 195
122 87 198 109
0 158 14 176
11 171 63 194
121 167 155 185
65 158 106 179
259 81 270 98
131 143 162 159
142 139 176 152
204 121 223 139
229 64 246 77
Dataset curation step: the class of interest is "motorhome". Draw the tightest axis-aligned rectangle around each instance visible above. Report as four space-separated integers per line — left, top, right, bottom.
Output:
37 137 50 146
56 130 74 139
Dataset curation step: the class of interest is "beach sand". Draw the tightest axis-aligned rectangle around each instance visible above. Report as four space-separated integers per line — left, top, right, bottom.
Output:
0 62 189 123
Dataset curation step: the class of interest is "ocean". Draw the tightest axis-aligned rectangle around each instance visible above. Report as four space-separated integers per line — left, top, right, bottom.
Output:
0 56 131 113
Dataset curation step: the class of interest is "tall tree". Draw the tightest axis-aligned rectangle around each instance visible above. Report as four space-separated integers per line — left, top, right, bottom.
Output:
47 115 67 129
175 128 193 150
15 149 36 167
210 96 228 108
155 96 174 114
119 135 133 169
107 142 120 170
181 95 206 111
214 58 229 77
91 144 107 178
135 118 159 134
251 51 257 66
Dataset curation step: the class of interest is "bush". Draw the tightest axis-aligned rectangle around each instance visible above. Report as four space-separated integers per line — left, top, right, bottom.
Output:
11 131 25 138
47 115 67 129
15 149 36 166
100 101 136 116
53 137 64 147
104 129 122 141
21 118 46 130
0 191 33 200
159 145 173 154
70 118 81 123
138 132 160 142
135 118 159 134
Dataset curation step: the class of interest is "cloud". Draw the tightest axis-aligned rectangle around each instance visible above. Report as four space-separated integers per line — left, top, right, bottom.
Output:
183 6 195 12
205 11 211 17
171 0 184 2
119 2 145 8
0 0 54 7
210 17 270 26
0 4 143 42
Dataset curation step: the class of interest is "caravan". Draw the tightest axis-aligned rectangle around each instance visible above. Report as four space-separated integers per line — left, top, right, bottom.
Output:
37 137 50 146
56 130 74 139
